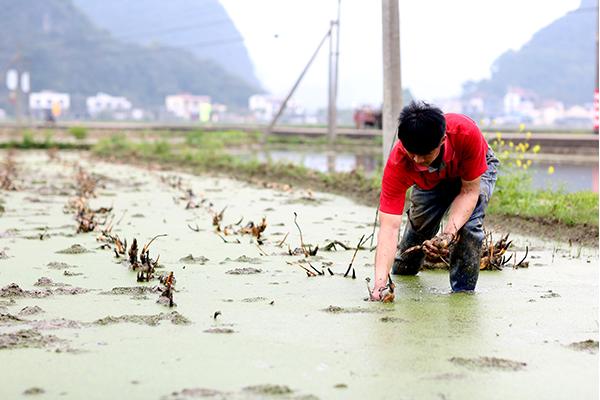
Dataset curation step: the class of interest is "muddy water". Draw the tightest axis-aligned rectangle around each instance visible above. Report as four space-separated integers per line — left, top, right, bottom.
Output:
0 151 597 399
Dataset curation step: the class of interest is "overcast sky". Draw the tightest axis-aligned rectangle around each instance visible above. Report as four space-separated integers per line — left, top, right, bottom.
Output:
220 0 581 110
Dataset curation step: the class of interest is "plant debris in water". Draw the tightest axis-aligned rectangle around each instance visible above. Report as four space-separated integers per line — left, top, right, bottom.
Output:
179 254 209 264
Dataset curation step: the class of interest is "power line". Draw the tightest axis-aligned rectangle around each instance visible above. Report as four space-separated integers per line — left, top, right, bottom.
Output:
113 17 232 40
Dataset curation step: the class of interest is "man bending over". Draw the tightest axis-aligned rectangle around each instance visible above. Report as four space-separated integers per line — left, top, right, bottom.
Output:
371 101 499 300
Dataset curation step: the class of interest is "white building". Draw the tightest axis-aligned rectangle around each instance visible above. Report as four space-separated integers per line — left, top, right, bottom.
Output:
503 87 536 116
248 94 306 123
29 90 70 111
165 94 211 121
86 92 132 116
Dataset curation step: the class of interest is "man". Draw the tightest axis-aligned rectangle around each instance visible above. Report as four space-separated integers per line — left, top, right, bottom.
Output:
370 101 499 300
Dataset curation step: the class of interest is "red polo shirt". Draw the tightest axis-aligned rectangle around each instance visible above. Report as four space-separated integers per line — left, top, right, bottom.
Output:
379 113 488 215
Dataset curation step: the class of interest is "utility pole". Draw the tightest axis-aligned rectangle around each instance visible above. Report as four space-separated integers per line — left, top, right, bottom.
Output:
267 27 332 140
594 0 599 133
381 0 402 164
327 0 341 144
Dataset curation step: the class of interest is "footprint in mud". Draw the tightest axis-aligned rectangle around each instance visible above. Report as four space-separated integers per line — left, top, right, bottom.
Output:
179 254 209 264
449 356 526 371
226 267 262 275
55 244 90 254
567 340 599 354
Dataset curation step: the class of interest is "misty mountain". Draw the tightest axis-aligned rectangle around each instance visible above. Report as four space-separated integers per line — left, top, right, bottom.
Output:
72 0 261 88
463 0 596 107
0 0 260 114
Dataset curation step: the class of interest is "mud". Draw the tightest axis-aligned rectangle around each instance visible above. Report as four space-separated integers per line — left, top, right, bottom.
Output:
55 244 90 254
100 286 160 296
18 305 44 316
161 385 315 400
226 267 262 275
0 151 597 400
0 329 63 350
0 283 52 298
449 356 527 371
23 387 45 395
47 261 79 270
179 254 210 264
34 277 69 287
568 340 599 354
94 311 190 326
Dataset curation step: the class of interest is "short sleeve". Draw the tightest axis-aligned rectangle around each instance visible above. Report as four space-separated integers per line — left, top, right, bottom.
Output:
379 147 411 215
458 121 488 181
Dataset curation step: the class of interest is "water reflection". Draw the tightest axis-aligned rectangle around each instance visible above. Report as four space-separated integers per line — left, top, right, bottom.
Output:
246 150 598 193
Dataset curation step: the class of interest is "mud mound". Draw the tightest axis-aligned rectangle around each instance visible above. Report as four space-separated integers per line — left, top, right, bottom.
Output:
0 329 63 350
100 286 160 296
0 283 52 298
568 340 599 354
226 268 262 275
18 306 44 316
323 305 389 314
179 254 209 264
47 262 79 270
34 277 69 287
94 311 190 326
55 244 90 254
449 356 526 371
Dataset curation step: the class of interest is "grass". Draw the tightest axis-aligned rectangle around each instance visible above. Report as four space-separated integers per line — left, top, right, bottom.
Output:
91 134 598 229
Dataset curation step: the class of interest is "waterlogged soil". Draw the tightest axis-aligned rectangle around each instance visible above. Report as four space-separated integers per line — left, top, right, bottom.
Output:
0 150 597 400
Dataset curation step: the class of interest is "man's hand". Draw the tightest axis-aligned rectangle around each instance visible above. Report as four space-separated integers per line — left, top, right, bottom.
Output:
422 232 455 258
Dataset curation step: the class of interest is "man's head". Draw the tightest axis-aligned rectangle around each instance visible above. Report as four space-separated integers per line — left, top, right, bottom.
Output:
397 101 446 167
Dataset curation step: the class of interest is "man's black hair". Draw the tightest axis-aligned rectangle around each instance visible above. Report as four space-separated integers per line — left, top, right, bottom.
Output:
397 101 446 155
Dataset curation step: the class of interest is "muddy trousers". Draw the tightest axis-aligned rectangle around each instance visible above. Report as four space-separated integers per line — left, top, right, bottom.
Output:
391 150 499 291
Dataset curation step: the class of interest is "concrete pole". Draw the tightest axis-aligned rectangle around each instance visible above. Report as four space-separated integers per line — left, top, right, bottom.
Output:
327 20 336 143
381 0 402 164
328 0 341 144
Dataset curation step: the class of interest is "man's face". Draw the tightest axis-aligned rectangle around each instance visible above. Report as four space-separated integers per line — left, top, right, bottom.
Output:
404 136 445 167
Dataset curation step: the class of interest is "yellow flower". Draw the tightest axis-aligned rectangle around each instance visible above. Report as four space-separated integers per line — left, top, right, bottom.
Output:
509 141 514 147
548 166 555 174
496 132 502 140
532 144 541 153
527 159 532 166
519 123 526 132
502 150 509 158
525 131 532 139
523 164 529 170
516 159 522 167
500 140 505 146
524 142 530 150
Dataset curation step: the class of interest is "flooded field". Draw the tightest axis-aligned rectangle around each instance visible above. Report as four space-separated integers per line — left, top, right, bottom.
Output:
0 151 597 399
243 149 599 193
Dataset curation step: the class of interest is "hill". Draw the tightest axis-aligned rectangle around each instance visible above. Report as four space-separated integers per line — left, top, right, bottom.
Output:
72 0 261 88
0 0 260 114
463 0 596 107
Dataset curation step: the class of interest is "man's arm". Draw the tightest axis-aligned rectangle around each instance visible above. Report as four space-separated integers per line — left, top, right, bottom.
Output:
423 177 480 256
372 211 402 299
